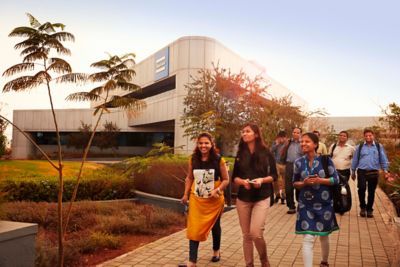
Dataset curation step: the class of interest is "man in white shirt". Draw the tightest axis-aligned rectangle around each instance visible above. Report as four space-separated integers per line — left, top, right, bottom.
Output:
329 131 355 182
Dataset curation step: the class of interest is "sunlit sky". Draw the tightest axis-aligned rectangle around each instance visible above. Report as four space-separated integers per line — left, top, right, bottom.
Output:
1 0 399 134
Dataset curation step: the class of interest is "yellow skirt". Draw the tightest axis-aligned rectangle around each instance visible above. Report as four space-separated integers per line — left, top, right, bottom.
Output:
186 180 224 241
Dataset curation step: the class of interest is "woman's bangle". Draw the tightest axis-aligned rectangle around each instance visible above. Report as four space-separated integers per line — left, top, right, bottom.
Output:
329 177 334 185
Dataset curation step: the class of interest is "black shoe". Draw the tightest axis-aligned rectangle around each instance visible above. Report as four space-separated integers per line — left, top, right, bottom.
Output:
287 208 296 214
360 209 366 217
211 255 220 262
178 265 187 267
274 195 280 203
367 211 374 218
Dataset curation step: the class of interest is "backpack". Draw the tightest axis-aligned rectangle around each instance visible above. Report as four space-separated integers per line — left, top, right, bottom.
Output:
321 155 352 214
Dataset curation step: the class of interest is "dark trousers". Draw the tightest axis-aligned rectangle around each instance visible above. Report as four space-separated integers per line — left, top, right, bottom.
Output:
357 169 379 211
189 216 221 263
285 162 296 209
337 169 351 183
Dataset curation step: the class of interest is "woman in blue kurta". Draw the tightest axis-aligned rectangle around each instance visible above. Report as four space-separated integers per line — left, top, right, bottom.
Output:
293 132 339 267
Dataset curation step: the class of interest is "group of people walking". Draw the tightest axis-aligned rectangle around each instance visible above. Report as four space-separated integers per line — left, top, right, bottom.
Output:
180 125 390 267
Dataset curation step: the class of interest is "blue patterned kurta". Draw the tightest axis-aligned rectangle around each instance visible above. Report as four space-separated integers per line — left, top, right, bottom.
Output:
293 155 339 236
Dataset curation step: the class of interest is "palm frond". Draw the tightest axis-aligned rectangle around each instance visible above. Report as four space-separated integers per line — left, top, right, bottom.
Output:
26 13 41 28
55 73 88 84
34 71 52 83
104 80 116 91
3 75 42 92
44 39 71 55
52 32 75 42
47 58 72 74
2 63 35 77
23 51 48 63
88 71 113 82
20 46 41 56
90 60 112 70
116 81 141 92
38 22 56 33
107 95 146 111
115 69 136 81
88 86 105 96
14 39 41 50
66 92 101 102
51 23 66 31
9 27 38 38
120 53 136 60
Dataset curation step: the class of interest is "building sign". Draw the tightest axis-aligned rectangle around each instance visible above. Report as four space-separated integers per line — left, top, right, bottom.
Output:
154 47 169 81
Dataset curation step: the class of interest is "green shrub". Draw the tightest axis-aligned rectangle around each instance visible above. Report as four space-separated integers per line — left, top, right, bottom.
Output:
79 232 121 253
0 166 135 202
118 154 188 198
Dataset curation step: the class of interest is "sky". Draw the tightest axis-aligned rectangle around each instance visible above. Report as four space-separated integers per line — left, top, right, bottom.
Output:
1 0 399 137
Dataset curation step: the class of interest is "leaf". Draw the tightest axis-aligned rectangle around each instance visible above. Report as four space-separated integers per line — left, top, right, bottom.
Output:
104 80 116 91
2 63 35 77
14 39 41 50
2 75 43 92
51 32 75 42
116 81 140 92
44 39 71 55
66 92 101 102
23 51 48 63
26 13 41 28
88 71 113 82
38 22 56 33
107 96 146 111
47 58 72 74
55 73 88 84
8 27 38 38
90 60 112 70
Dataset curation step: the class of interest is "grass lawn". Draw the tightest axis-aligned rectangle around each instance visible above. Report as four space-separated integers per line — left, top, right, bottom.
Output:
0 160 101 180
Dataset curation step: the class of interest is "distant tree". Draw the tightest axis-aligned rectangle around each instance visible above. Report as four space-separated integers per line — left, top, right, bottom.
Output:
94 121 120 152
66 122 92 152
181 65 246 151
380 102 400 145
256 95 308 145
1 13 86 266
0 116 7 157
181 65 311 151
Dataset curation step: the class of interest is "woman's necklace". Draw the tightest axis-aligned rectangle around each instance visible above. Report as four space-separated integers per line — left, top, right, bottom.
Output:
304 157 317 177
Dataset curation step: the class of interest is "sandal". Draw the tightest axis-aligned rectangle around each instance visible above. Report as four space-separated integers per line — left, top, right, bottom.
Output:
320 261 329 267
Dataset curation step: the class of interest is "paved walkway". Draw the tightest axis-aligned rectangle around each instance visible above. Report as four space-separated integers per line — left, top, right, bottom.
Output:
99 181 398 267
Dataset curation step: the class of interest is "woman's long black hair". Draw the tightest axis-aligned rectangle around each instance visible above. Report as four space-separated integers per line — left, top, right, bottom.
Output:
237 123 270 173
192 132 219 165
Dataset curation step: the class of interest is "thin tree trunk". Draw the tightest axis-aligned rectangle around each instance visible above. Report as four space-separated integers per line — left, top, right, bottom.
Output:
62 109 104 235
45 75 64 267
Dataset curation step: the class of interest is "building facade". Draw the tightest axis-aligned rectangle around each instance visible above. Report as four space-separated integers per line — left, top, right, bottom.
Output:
12 36 307 159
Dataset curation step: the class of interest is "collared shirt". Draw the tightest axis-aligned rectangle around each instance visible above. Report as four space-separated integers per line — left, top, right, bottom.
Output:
271 142 285 163
317 142 328 155
286 139 302 163
329 143 355 170
351 141 389 172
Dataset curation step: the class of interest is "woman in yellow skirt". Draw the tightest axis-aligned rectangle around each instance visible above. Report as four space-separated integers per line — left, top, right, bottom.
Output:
180 132 229 267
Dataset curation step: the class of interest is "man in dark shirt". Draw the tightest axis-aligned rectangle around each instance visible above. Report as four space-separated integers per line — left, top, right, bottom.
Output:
271 131 287 204
281 127 303 214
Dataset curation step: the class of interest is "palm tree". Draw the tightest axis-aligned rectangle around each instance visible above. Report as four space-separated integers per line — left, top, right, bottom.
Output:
1 13 85 267
63 53 145 234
